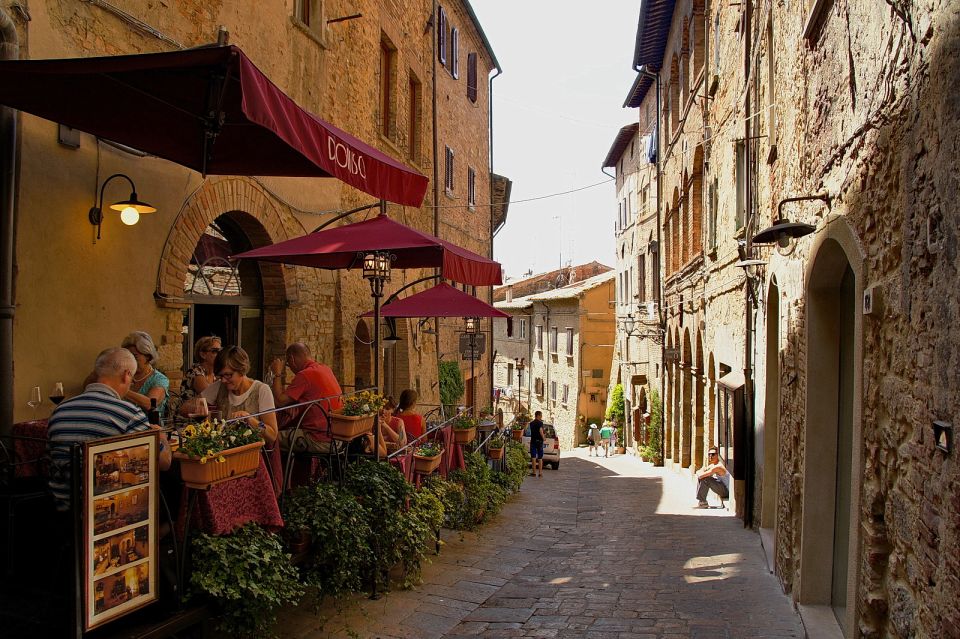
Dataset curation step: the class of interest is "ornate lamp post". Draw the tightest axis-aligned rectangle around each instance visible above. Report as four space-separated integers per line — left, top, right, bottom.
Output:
465 316 480 416
362 250 392 460
515 357 525 419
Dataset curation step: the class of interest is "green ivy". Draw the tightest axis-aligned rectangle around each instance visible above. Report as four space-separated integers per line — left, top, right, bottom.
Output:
493 440 530 493
438 361 465 408
606 383 626 425
642 389 664 465
282 483 372 599
190 523 304 638
397 489 445 587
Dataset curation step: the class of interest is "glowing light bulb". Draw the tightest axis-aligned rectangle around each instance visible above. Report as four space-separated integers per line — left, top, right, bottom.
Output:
120 207 140 226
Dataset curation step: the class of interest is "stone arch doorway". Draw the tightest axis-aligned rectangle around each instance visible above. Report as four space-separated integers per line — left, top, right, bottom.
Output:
800 227 863 636
353 319 372 391
157 178 300 382
761 277 781 532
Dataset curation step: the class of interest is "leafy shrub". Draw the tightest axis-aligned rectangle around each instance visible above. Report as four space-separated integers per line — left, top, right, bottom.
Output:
422 475 468 529
438 361 465 408
606 383 625 426
492 440 530 494
190 523 303 638
396 489 445 586
282 483 371 598
642 389 664 466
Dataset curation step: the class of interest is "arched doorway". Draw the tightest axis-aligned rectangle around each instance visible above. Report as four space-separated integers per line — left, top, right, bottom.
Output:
761 278 781 531
353 319 372 391
800 231 863 636
183 214 267 379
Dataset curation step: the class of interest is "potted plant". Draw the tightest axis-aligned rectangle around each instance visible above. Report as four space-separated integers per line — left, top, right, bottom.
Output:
452 413 477 444
330 390 385 440
174 419 264 489
510 421 525 442
412 441 443 474
487 438 505 460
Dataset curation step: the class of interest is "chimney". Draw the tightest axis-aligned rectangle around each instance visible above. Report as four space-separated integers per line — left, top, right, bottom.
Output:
506 286 513 302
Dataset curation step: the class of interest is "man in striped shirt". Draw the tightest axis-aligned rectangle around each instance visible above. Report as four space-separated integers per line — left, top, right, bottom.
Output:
48 347 172 511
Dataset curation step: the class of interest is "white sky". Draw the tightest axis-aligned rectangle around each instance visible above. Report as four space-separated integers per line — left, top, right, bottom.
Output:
470 1 642 280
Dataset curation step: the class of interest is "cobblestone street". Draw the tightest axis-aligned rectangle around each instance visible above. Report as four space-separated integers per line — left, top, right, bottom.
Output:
279 450 805 638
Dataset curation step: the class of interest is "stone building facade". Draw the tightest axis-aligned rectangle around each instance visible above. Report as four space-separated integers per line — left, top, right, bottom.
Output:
603 108 662 449
492 261 611 302
3 0 503 424
494 271 615 450
628 0 960 636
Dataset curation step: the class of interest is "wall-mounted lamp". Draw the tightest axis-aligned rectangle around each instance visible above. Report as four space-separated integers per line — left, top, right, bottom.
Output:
752 194 829 249
88 173 156 239
383 317 401 349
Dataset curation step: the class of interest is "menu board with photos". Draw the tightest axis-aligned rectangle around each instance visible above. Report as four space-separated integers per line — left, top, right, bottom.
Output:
83 431 159 630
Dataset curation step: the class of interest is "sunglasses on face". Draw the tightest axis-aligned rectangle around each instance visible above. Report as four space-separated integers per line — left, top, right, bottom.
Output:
217 370 239 381
204 348 222 354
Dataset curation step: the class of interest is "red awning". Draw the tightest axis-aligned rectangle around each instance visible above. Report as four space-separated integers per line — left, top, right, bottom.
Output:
233 214 503 286
0 45 428 207
363 283 509 318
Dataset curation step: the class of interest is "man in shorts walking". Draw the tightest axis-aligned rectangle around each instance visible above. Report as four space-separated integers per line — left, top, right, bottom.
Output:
529 411 545 478
599 422 614 457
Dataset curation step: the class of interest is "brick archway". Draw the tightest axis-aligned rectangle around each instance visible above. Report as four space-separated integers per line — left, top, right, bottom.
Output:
155 177 303 377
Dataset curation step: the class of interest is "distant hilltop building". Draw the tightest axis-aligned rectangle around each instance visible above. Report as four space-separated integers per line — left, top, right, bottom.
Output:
494 261 612 302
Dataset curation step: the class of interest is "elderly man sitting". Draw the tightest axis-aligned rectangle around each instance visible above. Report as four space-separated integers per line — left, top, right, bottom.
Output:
269 342 344 454
48 347 172 512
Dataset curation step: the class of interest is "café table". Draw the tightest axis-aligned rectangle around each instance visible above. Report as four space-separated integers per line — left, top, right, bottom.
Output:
12 419 49 478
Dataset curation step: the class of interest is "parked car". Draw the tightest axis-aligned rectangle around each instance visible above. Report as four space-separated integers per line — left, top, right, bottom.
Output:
521 423 560 469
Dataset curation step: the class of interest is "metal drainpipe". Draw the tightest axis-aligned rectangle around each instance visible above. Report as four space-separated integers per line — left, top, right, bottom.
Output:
487 66 501 416
0 7 19 441
742 0 755 529
638 65 664 465
431 1 442 384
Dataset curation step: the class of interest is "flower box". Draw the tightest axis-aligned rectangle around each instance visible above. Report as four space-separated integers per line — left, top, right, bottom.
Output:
487 446 504 460
412 452 442 475
453 426 477 444
175 440 264 490
330 412 375 441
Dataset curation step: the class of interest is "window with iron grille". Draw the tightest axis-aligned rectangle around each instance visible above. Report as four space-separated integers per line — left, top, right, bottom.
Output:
437 7 447 65
550 381 557 401
562 384 569 405
566 328 574 356
467 52 478 102
519 318 526 339
467 167 476 208
536 325 543 350
444 146 454 192
550 327 558 353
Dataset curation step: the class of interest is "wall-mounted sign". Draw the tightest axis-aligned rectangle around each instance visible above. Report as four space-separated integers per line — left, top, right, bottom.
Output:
663 348 680 362
84 431 159 630
459 333 486 357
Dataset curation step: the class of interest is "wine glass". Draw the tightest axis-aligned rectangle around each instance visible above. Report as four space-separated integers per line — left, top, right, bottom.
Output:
50 382 65 405
188 397 209 421
27 386 42 417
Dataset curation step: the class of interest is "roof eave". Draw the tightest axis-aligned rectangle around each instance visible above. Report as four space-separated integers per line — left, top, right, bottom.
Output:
462 0 502 73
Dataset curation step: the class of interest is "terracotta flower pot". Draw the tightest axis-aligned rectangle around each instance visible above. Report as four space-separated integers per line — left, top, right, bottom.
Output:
511 429 523 442
487 446 504 460
330 412 375 441
175 440 264 490
413 452 442 474
453 426 476 444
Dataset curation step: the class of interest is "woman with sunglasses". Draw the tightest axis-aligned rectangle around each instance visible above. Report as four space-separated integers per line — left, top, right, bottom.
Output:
181 335 222 402
181 346 278 444
120 331 169 418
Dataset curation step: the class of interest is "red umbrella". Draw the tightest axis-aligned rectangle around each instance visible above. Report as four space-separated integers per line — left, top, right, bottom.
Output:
0 45 428 206
362 283 508 318
232 214 503 286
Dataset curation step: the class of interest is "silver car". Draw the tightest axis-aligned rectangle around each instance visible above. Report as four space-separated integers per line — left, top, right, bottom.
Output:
522 423 560 470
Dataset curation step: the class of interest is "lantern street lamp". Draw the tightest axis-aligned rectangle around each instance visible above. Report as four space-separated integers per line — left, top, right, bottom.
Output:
361 250 393 460
464 316 481 415
515 357 525 417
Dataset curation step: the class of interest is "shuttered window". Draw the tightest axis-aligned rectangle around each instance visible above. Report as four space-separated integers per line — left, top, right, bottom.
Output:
467 167 476 208
437 7 447 65
467 53 478 102
451 28 460 78
444 146 454 192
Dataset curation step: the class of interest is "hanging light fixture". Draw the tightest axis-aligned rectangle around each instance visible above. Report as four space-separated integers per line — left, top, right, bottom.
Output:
752 194 829 248
464 316 480 334
87 173 156 239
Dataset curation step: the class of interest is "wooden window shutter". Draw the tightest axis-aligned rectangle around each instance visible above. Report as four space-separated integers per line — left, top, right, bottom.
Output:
467 53 478 102
451 28 460 78
437 7 447 64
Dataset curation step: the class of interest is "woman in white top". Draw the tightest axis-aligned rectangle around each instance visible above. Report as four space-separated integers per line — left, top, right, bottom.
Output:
181 346 278 445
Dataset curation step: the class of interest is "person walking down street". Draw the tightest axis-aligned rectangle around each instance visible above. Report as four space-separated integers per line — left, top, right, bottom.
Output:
529 410 545 478
695 447 729 508
599 422 614 457
587 423 601 456
608 424 618 455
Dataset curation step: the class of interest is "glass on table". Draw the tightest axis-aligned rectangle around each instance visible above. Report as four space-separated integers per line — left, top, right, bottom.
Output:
49 382 65 405
27 386 42 417
188 397 209 421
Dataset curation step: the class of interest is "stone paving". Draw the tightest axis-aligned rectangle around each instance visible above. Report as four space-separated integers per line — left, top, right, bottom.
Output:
278 449 806 638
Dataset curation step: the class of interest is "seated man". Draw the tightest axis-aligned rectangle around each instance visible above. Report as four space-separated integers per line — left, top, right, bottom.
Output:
695 447 729 508
269 342 343 454
48 348 172 512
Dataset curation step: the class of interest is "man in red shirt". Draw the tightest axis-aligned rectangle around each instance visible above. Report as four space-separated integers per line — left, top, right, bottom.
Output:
270 342 343 453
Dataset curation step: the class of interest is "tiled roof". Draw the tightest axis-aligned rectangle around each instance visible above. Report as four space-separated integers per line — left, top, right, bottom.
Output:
527 271 616 301
632 0 677 70
602 123 640 168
